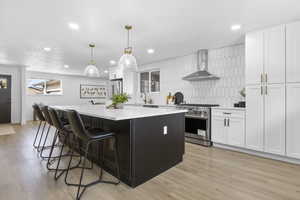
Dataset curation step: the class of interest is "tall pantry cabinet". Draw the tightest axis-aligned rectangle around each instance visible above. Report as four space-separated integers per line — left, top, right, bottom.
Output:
286 21 300 159
245 25 286 155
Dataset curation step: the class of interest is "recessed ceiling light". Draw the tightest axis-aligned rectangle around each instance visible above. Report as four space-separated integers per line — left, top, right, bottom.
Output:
64 64 69 68
231 24 241 31
43 47 51 52
147 49 155 54
109 60 116 65
68 22 80 30
104 70 109 74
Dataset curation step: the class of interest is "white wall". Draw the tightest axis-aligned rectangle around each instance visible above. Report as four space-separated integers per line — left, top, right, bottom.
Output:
137 44 245 106
0 64 25 124
25 71 109 121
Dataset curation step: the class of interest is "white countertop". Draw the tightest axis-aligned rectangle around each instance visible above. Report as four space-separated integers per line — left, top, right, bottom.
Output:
52 105 187 121
212 106 245 111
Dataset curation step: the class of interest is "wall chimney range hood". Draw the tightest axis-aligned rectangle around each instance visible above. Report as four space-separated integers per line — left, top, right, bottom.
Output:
182 49 219 81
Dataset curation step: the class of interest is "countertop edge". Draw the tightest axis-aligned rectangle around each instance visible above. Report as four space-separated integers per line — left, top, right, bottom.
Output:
212 107 245 111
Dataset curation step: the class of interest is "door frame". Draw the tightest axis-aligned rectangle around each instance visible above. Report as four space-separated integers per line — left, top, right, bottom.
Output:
0 74 12 123
0 65 26 124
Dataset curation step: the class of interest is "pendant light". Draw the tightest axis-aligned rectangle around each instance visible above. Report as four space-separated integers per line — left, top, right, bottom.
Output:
118 25 138 72
84 43 100 77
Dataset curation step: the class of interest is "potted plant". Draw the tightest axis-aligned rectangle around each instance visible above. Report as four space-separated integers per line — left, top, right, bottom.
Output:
108 93 130 109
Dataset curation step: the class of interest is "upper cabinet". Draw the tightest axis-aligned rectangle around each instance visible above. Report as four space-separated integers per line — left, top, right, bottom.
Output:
264 25 286 84
109 66 123 80
286 21 300 83
245 31 264 85
245 25 285 85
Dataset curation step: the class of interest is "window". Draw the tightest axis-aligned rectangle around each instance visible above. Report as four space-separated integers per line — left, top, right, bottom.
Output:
140 72 149 93
140 70 160 93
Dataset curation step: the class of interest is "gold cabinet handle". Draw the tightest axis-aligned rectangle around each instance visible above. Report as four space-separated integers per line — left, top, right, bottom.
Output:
261 86 263 95
265 73 268 83
261 73 263 83
265 85 267 95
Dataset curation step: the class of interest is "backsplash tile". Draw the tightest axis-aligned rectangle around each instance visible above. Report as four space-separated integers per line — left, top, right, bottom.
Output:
183 44 245 106
138 44 245 106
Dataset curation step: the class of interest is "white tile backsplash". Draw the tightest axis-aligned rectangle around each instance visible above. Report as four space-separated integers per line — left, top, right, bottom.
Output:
138 44 245 106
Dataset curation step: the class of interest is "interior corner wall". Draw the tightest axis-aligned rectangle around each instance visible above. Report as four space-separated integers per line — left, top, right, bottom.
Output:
0 64 22 124
25 71 109 121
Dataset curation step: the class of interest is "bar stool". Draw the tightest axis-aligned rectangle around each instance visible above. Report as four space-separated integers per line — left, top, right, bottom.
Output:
32 103 47 150
39 105 57 159
65 110 120 200
47 107 82 180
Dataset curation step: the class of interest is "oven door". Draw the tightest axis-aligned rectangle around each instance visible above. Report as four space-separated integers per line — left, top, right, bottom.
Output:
185 115 209 141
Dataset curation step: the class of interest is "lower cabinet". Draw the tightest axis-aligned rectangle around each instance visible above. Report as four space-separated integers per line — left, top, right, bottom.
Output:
286 83 300 159
245 84 286 155
211 116 227 144
211 108 245 148
245 85 264 151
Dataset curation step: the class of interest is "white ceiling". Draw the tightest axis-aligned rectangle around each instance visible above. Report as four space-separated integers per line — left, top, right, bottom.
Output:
1 0 300 77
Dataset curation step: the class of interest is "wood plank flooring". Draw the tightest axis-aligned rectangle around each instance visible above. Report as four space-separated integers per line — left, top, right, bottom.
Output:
0 122 300 200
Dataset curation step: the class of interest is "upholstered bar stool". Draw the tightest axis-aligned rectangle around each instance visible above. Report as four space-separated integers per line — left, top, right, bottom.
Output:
32 103 47 151
39 105 58 159
47 107 82 180
65 110 120 200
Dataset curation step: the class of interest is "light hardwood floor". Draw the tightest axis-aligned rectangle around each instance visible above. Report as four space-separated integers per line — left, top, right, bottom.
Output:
0 122 300 200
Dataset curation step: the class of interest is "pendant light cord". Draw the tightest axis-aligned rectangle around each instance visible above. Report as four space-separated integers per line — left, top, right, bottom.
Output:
127 28 130 48
91 46 94 63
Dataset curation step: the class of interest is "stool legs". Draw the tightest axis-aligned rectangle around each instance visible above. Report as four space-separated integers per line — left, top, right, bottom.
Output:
76 142 90 200
39 126 53 159
36 121 47 151
64 137 120 200
33 120 42 149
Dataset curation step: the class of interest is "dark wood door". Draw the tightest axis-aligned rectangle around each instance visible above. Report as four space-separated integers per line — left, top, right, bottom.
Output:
0 75 11 123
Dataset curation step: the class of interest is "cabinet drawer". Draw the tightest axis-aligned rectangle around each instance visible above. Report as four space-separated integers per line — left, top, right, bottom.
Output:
212 109 245 119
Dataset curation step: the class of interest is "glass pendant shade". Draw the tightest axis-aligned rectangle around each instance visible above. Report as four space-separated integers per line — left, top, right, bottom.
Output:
118 53 138 72
84 64 100 77
119 25 138 72
84 43 100 77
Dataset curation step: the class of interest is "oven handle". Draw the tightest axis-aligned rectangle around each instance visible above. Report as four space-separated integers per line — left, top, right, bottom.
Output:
185 115 208 120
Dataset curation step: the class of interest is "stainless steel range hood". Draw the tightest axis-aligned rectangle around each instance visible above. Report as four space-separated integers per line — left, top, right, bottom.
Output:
182 49 219 81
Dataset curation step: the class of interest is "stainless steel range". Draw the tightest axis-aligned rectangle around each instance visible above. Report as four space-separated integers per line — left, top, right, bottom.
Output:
176 104 219 146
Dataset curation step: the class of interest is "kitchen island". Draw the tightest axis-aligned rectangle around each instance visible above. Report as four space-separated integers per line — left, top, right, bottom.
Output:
53 105 186 187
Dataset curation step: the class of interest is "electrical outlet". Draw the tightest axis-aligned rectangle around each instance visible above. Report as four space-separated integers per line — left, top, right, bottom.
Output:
163 126 168 135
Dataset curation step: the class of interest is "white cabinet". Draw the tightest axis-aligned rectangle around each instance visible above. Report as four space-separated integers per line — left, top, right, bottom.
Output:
286 21 300 83
228 117 245 147
245 84 285 154
109 66 123 80
245 31 264 85
246 85 264 151
264 84 285 155
264 25 286 84
212 109 245 148
286 83 300 159
211 116 227 144
245 25 285 85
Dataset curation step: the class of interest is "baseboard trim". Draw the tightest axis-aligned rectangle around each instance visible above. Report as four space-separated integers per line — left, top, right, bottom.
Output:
213 143 300 165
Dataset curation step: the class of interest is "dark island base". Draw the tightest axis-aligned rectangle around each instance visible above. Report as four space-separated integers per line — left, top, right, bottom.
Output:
62 112 185 187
